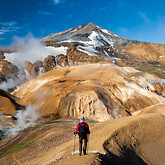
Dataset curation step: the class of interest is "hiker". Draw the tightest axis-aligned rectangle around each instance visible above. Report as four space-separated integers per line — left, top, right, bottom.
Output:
74 117 90 155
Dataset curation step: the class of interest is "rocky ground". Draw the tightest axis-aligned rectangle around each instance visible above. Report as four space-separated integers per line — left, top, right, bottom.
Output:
0 119 96 165
0 63 165 165
0 114 164 165
0 23 165 164
11 64 165 121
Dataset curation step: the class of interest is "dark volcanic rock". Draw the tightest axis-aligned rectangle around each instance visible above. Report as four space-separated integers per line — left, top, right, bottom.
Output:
57 54 69 67
43 55 56 72
25 61 39 80
34 60 43 68
0 60 18 81
0 51 5 61
25 60 43 80
0 130 2 139
67 45 111 65
154 82 163 95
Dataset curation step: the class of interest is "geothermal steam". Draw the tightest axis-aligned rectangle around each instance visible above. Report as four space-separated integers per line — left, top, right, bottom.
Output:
0 78 18 91
4 33 67 69
2 33 67 91
4 103 39 136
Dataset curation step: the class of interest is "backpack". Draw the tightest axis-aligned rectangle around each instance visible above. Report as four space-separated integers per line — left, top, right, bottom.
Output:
78 123 87 137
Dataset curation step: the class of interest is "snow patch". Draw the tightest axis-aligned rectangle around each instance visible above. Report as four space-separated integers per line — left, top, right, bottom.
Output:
78 45 98 56
88 31 104 47
100 28 119 37
88 31 114 47
77 31 115 57
59 39 88 44
45 46 68 56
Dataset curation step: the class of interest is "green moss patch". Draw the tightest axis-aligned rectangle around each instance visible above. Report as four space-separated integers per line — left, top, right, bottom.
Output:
0 141 34 158
8 141 34 150
135 66 142 69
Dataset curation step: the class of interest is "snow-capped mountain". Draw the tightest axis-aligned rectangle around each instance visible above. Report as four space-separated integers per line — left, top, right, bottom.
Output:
42 23 138 57
2 22 165 93
42 23 120 45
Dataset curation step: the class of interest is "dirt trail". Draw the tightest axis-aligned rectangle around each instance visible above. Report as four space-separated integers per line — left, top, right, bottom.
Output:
51 114 165 165
0 114 165 165
0 120 96 165
12 152 21 165
0 127 30 156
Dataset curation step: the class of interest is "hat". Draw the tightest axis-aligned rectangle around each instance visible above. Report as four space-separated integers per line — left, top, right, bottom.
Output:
80 116 84 122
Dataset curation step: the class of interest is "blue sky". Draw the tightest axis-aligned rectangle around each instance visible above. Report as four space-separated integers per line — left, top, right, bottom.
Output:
1 0 165 46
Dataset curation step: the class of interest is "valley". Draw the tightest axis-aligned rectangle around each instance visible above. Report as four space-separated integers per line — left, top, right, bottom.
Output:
0 23 165 164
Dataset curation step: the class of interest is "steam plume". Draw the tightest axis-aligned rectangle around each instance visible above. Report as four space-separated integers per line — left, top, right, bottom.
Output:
4 103 39 136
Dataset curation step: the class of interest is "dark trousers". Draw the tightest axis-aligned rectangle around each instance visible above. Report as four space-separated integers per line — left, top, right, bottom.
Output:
79 136 87 155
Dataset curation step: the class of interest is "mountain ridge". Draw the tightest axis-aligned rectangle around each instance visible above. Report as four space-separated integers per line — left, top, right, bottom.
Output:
42 22 139 47
1 23 165 165
1 22 165 92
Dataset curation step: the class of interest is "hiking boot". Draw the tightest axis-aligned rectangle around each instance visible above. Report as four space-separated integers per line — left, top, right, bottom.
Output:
83 150 86 155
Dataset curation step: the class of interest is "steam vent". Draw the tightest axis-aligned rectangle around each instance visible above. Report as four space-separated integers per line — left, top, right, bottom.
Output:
0 23 165 165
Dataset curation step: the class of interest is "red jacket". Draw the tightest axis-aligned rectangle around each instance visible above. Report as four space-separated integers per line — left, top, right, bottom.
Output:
74 122 90 134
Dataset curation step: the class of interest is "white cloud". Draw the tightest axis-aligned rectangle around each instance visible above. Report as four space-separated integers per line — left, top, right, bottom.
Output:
138 11 150 24
0 21 16 26
38 11 55 15
0 21 19 35
53 0 60 4
53 0 64 5
0 29 9 35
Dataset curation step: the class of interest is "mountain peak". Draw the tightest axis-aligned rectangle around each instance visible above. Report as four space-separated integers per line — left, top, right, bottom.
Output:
81 22 97 28
86 22 95 25
42 22 120 45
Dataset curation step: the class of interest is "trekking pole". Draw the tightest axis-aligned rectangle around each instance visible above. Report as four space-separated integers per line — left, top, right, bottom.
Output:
87 134 90 155
73 134 76 155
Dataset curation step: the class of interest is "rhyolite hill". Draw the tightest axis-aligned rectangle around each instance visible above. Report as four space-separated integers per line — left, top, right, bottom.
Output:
1 23 165 119
0 23 165 165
